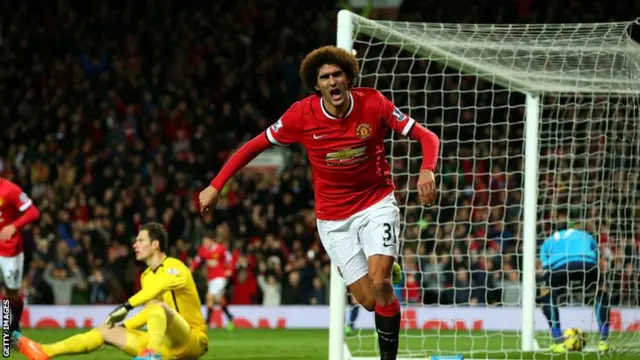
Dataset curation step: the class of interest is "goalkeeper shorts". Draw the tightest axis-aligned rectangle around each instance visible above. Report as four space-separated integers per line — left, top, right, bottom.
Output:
544 261 600 295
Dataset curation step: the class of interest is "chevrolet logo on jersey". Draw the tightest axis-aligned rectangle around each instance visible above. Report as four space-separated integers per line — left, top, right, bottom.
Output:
325 146 367 165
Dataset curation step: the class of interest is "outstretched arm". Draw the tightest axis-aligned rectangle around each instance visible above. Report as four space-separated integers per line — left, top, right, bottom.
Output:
210 133 272 191
210 102 303 191
201 105 302 214
200 133 272 214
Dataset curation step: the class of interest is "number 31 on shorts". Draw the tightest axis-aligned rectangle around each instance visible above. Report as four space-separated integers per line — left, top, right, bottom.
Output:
382 222 397 248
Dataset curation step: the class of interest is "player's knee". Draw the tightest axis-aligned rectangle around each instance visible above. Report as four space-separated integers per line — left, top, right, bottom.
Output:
147 301 175 323
159 302 174 317
371 277 393 297
349 288 375 311
95 324 120 345
4 288 20 301
368 255 395 285
95 323 109 335
146 301 165 312
357 297 375 312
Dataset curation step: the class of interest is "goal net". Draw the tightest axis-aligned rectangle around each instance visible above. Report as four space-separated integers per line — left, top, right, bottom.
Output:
333 10 640 360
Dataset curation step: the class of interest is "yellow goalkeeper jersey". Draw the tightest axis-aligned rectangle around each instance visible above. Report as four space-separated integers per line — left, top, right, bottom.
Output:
125 256 206 333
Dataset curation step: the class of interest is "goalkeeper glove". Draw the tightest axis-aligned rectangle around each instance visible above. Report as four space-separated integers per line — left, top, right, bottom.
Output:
105 301 134 328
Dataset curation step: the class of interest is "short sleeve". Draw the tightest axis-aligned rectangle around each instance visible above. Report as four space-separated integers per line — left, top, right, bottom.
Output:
7 183 33 212
265 102 302 146
378 92 416 136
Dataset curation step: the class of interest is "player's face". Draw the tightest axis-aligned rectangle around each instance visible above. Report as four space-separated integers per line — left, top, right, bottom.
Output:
133 230 154 261
202 236 214 246
316 64 350 110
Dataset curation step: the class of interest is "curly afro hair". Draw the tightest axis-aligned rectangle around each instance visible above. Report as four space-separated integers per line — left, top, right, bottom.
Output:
299 46 360 95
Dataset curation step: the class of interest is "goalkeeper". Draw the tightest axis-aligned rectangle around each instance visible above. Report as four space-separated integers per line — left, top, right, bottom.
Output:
536 217 610 353
13 222 209 360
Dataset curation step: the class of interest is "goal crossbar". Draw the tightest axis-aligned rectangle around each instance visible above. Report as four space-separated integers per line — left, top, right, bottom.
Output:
348 12 640 95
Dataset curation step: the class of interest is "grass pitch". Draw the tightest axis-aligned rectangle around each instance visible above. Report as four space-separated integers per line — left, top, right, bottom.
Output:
5 329 636 359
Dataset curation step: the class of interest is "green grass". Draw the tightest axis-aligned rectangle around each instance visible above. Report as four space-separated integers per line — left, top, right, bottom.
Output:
5 329 637 359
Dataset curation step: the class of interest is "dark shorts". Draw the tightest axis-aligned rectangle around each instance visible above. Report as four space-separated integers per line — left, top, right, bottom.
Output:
544 261 600 295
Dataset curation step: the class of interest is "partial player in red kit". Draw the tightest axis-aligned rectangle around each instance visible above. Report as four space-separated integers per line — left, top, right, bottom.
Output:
0 178 40 333
190 233 234 330
199 46 440 360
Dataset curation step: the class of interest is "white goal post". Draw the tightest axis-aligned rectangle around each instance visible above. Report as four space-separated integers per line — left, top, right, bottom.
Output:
331 9 640 360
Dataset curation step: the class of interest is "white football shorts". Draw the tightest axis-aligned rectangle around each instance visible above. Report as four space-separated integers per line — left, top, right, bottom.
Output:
316 192 400 286
0 252 24 290
207 277 228 298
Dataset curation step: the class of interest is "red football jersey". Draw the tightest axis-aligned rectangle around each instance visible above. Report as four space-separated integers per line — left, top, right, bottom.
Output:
193 243 231 280
265 88 416 220
0 179 34 256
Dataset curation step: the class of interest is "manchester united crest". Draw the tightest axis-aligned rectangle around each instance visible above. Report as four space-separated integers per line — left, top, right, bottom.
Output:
355 123 372 140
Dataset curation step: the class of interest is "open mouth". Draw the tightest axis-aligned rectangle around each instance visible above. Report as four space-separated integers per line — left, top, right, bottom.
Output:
329 88 342 100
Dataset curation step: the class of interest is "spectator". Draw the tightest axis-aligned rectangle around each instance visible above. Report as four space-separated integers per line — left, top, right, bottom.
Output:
308 277 326 305
421 252 445 305
315 263 332 303
87 268 109 305
257 274 282 307
499 263 522 306
231 259 259 305
42 259 85 305
281 271 307 305
452 267 483 306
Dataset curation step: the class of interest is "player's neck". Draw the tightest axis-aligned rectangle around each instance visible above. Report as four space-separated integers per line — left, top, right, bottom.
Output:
322 95 351 118
146 252 167 270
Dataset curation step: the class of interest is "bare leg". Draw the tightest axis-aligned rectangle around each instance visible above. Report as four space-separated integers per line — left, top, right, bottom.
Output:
347 274 376 311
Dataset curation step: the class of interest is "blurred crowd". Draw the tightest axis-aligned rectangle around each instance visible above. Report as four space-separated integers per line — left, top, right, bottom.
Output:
0 0 639 309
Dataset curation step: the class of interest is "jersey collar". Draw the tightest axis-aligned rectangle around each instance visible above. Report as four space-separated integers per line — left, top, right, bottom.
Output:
151 255 168 273
320 92 354 119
